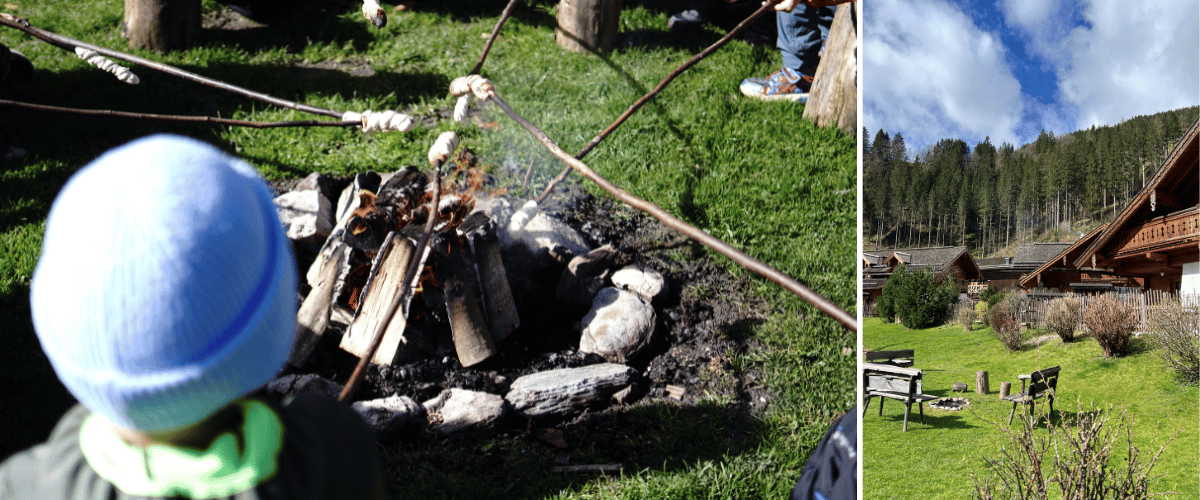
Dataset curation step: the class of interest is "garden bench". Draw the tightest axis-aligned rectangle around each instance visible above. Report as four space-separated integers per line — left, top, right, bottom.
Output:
1001 366 1060 426
862 362 937 432
864 349 915 368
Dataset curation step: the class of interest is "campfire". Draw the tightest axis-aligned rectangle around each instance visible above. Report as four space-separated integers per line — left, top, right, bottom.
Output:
270 139 701 436
930 397 970 411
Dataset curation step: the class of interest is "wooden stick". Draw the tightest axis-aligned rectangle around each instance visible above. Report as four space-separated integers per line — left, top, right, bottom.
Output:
0 13 343 118
484 91 856 331
552 464 622 473
0 99 359 128
536 1 781 204
470 0 521 76
520 157 537 196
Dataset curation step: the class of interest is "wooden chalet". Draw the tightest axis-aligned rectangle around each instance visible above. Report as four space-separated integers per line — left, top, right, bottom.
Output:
861 246 982 304
1018 225 1135 294
1071 117 1200 294
976 243 1072 291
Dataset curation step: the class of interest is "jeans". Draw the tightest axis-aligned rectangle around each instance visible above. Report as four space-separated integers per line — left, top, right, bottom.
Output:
777 5 835 72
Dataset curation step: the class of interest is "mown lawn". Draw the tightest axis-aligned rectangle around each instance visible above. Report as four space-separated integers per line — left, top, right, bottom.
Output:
1 1 856 497
862 317 1199 500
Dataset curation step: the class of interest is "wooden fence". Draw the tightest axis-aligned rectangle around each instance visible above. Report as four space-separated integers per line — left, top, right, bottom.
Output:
1003 290 1197 333
863 291 1199 333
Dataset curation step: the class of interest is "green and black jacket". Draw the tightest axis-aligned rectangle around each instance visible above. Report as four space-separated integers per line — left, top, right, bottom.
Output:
0 393 386 499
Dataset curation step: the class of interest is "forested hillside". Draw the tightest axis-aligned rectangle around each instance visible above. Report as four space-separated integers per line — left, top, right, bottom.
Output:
863 106 1199 257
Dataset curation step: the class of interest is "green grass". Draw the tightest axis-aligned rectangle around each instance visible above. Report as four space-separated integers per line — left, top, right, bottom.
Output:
0 0 856 497
863 318 1199 499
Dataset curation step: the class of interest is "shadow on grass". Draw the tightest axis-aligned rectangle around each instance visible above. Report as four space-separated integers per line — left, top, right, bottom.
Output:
376 397 770 499
0 53 447 228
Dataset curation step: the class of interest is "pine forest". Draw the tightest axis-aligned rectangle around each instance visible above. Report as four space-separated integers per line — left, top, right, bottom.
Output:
863 106 1200 258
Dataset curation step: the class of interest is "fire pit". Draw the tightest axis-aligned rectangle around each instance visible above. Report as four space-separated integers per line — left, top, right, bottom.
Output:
929 397 971 411
267 152 772 436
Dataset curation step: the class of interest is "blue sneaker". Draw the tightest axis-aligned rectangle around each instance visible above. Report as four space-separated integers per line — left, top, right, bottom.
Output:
739 67 813 102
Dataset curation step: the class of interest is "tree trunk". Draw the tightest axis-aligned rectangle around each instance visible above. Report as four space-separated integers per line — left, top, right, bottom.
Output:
975 371 989 395
555 0 621 54
124 0 200 52
802 2 858 134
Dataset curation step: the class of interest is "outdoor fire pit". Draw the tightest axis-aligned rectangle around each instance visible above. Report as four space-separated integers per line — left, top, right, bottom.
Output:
929 397 971 411
266 150 772 437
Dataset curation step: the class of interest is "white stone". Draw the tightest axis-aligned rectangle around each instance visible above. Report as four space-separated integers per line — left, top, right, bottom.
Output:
483 197 589 262
505 363 637 418
422 388 507 435
352 394 424 435
579 287 656 363
275 189 333 246
611 263 667 302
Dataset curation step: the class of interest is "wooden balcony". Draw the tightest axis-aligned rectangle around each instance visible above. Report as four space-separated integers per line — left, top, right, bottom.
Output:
1114 207 1199 258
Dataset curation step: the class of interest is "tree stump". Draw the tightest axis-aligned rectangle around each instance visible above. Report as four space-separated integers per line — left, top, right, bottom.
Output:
999 381 1012 399
555 0 621 54
975 371 989 395
801 1 857 133
124 0 201 52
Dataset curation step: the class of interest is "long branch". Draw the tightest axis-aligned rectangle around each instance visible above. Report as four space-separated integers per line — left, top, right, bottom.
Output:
487 92 856 331
0 13 343 118
470 0 521 76
0 99 359 128
536 1 780 204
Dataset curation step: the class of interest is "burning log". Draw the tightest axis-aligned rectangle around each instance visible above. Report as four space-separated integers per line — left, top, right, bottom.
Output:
340 231 431 365
437 237 499 367
465 217 519 342
290 242 348 367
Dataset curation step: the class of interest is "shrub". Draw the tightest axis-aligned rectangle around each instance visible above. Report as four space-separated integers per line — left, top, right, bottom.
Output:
877 264 960 329
1043 294 1082 342
956 299 977 331
972 401 1180 500
975 300 991 326
979 285 1003 307
1082 294 1138 357
875 292 896 323
990 292 1028 352
1144 298 1199 384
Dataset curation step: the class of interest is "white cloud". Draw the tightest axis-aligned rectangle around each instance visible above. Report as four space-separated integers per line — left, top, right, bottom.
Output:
864 0 1024 153
1002 0 1200 130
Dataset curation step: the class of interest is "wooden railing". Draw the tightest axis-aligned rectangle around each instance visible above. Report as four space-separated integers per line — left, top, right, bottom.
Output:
1117 208 1199 256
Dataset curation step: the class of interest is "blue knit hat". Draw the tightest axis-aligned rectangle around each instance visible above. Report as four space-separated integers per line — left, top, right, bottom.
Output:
30 134 297 433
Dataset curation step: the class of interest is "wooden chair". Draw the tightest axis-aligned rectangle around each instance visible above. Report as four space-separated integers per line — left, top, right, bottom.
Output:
1001 366 1061 426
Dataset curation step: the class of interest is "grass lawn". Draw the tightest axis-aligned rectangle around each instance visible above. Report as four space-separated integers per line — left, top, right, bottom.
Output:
1 0 856 497
862 317 1199 500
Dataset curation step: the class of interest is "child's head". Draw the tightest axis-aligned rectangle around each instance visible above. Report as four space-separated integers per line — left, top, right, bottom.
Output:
30 134 296 434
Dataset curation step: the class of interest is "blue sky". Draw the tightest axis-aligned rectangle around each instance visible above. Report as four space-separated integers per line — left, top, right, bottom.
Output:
863 0 1200 156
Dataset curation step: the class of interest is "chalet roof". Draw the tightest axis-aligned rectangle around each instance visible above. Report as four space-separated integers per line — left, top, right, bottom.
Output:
1014 243 1073 265
975 257 1009 267
1019 224 1109 288
886 246 967 268
1075 117 1200 269
880 246 981 280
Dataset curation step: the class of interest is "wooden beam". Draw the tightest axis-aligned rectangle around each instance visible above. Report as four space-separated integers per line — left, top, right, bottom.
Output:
1146 252 1169 262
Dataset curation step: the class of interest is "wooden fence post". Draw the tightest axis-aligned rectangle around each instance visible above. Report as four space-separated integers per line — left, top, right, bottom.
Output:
555 0 621 54
124 0 201 53
801 1 857 133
